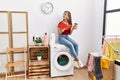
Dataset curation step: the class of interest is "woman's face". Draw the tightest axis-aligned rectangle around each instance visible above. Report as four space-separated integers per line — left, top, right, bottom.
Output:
63 12 69 20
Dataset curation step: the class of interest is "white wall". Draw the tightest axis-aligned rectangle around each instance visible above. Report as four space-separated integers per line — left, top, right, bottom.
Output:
0 0 97 72
93 0 104 52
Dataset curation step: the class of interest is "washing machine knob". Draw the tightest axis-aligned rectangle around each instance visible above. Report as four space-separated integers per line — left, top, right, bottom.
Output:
54 46 59 49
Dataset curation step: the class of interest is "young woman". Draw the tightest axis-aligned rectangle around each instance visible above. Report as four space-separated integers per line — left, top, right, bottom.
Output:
57 11 83 68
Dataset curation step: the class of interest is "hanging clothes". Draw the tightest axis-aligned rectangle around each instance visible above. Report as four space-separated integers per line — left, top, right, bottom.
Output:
102 38 120 60
104 41 120 60
94 57 103 80
88 54 94 71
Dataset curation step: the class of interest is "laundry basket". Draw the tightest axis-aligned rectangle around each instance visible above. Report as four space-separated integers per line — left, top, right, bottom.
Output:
87 52 114 80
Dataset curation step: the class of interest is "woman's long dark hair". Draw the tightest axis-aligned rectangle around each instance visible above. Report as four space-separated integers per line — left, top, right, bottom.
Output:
64 11 72 25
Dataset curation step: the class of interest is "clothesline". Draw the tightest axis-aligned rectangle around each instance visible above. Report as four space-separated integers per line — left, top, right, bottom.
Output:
103 35 120 39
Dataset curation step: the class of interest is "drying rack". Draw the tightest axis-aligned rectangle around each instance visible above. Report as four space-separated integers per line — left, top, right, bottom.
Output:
103 35 120 56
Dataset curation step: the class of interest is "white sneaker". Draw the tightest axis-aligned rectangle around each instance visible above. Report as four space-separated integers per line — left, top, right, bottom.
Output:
74 61 80 68
77 60 84 68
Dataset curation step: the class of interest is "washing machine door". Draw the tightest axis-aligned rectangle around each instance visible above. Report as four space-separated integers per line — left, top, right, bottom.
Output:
54 52 73 71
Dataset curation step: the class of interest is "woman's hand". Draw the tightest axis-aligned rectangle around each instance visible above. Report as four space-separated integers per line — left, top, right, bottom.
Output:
72 23 78 30
58 28 65 35
70 23 78 35
62 28 65 32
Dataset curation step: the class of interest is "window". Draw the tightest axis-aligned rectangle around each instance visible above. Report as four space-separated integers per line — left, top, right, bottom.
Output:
103 0 120 36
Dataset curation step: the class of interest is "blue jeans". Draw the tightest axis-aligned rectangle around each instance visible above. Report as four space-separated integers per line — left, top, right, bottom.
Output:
58 35 78 58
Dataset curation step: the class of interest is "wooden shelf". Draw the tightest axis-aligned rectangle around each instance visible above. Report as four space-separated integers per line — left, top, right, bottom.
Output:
29 60 49 66
28 45 49 79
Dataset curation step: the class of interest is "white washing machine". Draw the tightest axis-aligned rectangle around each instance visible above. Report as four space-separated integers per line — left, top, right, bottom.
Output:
50 43 74 77
115 60 120 80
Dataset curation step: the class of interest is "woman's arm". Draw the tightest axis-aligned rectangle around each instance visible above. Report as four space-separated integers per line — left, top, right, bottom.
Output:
70 23 78 35
58 28 65 35
70 27 74 35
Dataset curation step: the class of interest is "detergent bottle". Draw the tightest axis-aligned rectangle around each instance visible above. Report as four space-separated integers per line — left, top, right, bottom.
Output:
43 33 48 46
50 32 55 44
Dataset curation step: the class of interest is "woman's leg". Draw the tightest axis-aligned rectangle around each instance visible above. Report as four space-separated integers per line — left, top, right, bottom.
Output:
66 36 78 56
66 36 84 67
59 35 84 68
58 35 78 58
